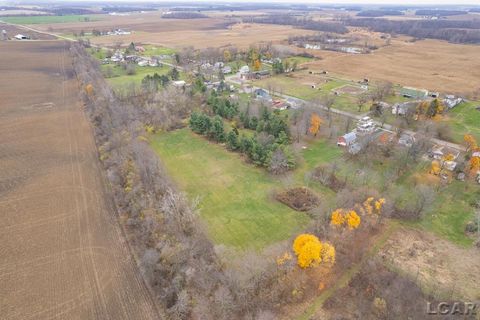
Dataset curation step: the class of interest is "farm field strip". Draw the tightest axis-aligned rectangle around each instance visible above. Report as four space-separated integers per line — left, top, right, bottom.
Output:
0 41 160 320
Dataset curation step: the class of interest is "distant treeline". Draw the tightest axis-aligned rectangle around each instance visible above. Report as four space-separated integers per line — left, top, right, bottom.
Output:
415 9 466 16
243 15 348 34
162 12 208 19
346 18 480 43
101 6 157 13
357 10 404 17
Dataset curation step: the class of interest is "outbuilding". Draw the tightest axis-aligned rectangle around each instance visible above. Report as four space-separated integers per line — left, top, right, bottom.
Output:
14 34 29 40
337 131 357 147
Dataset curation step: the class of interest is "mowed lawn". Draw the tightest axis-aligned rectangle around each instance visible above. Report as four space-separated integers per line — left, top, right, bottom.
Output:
100 64 176 89
151 129 310 249
418 181 479 247
448 101 480 144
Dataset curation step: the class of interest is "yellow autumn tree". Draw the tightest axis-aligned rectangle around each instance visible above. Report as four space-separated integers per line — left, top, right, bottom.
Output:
297 239 322 268
223 49 231 62
293 234 319 256
374 198 386 214
346 210 361 230
330 209 345 227
292 234 335 268
442 153 455 162
430 160 441 175
320 242 336 264
309 113 322 137
363 197 374 215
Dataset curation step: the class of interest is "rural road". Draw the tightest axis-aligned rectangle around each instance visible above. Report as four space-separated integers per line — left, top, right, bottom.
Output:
225 75 467 152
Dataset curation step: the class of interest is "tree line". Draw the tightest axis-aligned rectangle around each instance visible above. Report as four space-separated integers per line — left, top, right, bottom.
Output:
189 92 296 173
345 18 480 43
243 14 348 34
162 12 208 19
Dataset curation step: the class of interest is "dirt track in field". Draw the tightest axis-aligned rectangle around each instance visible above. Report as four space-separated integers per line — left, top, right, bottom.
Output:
0 41 161 320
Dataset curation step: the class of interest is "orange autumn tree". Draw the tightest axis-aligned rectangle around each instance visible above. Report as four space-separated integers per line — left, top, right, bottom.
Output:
85 84 94 97
292 234 335 268
464 134 477 152
253 59 261 71
309 113 323 137
470 156 480 177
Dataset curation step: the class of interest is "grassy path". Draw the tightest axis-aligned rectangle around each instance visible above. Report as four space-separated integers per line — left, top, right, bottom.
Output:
295 220 399 320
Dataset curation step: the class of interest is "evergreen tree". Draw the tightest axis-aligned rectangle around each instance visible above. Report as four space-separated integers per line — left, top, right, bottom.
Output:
226 130 239 150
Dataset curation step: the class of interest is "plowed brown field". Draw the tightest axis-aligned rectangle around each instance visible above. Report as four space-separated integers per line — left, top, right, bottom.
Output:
0 41 161 320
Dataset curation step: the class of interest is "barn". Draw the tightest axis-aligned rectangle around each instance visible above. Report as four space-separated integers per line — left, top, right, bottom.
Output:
337 131 357 147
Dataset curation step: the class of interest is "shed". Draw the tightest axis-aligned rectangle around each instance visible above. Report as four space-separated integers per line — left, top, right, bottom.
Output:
172 80 186 88
400 87 428 99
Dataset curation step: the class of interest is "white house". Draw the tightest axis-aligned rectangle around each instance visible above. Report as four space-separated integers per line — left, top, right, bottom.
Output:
222 66 232 74
239 65 250 74
356 116 376 135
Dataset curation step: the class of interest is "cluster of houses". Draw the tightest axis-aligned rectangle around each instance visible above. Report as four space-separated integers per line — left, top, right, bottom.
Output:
251 88 302 111
391 87 464 116
337 116 379 154
106 29 131 36
238 65 271 80
200 61 232 75
106 49 162 67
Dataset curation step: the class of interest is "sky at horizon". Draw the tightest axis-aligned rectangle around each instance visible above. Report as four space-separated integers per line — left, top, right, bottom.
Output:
3 0 480 5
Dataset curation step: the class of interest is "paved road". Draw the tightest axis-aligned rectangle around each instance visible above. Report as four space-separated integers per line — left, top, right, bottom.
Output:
226 75 466 152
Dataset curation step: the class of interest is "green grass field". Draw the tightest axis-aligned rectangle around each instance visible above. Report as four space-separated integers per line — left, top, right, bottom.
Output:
141 45 176 57
448 101 480 144
151 129 310 249
101 64 172 89
284 56 315 66
417 181 478 247
1 15 102 24
254 74 361 113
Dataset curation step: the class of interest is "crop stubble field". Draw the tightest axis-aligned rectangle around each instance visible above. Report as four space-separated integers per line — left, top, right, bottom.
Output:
305 37 480 94
0 41 159 320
